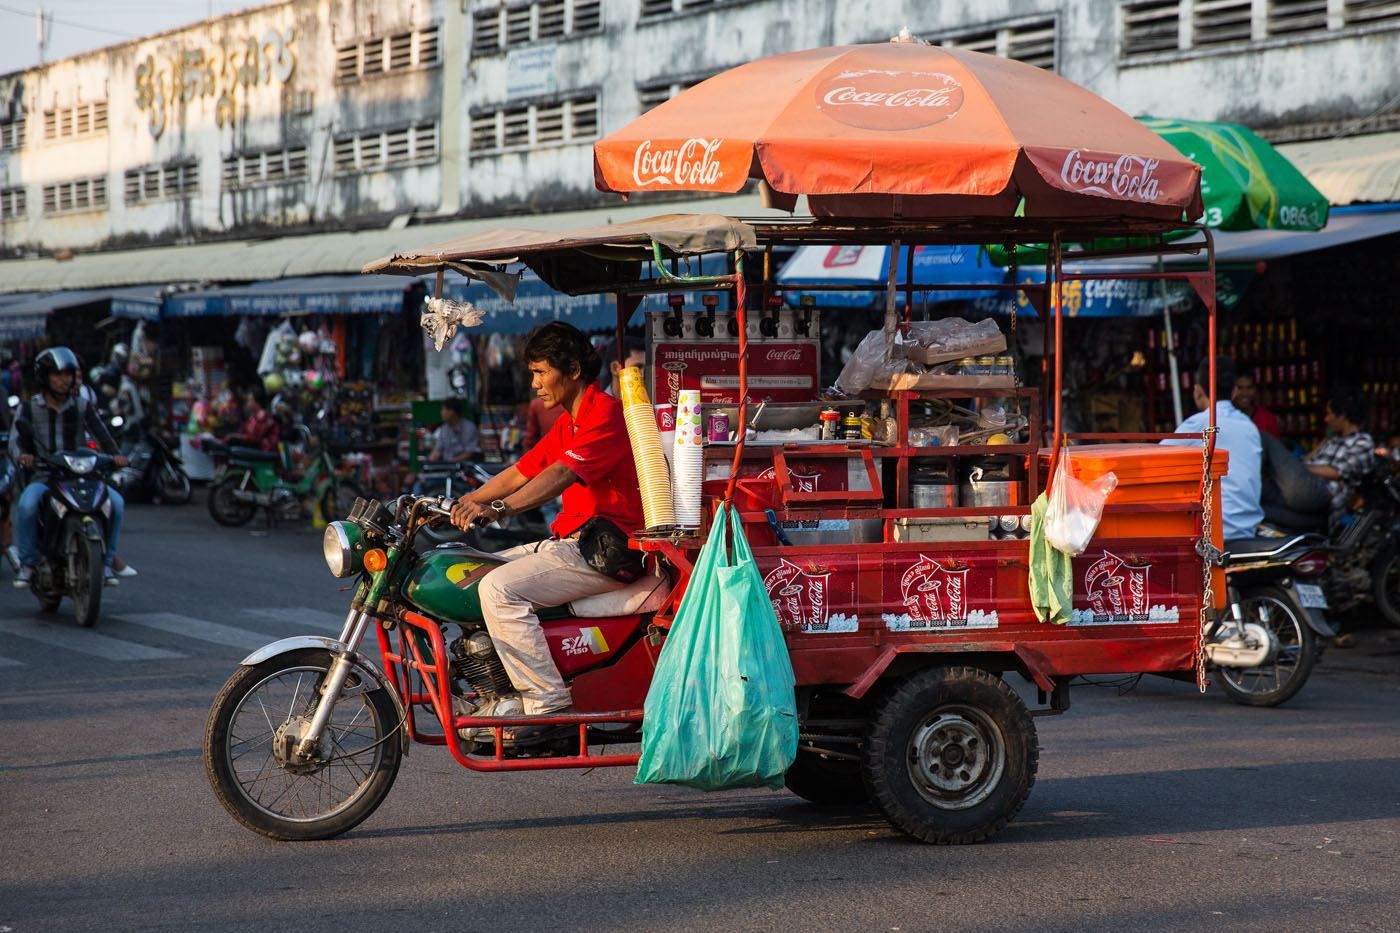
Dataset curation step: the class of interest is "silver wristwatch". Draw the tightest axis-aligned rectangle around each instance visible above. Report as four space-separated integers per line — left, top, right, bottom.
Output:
489 498 510 519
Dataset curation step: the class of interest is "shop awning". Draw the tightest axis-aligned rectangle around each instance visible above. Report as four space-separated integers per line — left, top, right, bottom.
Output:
1278 132 1400 205
0 194 780 294
164 274 422 318
0 291 48 341
441 272 630 334
1199 204 1400 263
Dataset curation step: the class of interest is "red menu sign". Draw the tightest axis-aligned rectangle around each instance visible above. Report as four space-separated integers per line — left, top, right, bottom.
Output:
650 340 820 405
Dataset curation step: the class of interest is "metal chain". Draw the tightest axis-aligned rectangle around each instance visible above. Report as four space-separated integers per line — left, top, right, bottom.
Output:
1194 425 1220 692
1008 243 1021 389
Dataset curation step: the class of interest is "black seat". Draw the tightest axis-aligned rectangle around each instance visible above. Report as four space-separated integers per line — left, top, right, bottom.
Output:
228 446 280 463
1220 534 1315 566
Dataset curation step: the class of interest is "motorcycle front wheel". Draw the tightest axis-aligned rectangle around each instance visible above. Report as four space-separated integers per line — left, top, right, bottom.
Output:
1372 548 1400 629
203 648 403 841
68 530 104 628
1216 585 1317 707
208 476 256 527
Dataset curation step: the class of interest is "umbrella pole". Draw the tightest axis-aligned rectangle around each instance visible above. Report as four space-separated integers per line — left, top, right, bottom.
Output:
1159 256 1185 425
883 240 899 355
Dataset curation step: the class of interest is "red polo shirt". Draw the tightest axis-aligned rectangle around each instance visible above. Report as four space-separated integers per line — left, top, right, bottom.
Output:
515 384 644 538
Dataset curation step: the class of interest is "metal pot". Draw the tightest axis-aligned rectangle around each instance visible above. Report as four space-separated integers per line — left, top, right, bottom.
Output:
911 460 958 509
959 462 1022 508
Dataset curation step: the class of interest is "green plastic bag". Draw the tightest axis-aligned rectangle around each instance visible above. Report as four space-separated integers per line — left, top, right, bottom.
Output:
635 503 798 790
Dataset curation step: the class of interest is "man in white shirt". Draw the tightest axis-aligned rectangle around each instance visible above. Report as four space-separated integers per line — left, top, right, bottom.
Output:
1162 357 1263 542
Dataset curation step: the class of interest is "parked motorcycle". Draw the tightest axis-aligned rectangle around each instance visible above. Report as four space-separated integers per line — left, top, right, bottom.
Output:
203 494 672 839
109 415 192 505
205 430 365 528
13 447 120 627
415 458 549 547
1207 533 1333 707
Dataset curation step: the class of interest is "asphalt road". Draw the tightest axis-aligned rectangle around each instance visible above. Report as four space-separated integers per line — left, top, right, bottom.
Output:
2 503 1399 932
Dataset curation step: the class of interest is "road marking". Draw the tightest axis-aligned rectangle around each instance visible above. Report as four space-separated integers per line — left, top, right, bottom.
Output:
0 618 184 661
241 607 347 634
118 612 272 650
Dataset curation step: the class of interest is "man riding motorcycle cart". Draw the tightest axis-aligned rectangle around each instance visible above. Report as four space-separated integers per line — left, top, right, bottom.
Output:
447 322 645 748
10 347 129 588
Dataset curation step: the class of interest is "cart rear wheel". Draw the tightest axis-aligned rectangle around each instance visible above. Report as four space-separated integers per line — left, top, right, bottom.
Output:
863 666 1037 845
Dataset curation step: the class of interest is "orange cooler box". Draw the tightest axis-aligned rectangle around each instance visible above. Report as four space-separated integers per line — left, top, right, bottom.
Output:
1039 444 1229 542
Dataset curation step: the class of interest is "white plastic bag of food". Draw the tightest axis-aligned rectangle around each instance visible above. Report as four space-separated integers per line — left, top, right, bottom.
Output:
1043 451 1118 556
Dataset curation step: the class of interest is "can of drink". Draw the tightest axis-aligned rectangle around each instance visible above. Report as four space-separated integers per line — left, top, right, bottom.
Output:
819 408 840 440
707 410 731 443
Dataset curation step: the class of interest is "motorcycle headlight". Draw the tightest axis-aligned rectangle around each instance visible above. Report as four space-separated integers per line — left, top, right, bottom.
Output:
64 453 97 475
323 521 365 578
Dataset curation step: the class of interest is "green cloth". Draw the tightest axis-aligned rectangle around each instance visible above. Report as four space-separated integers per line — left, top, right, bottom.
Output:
1029 493 1074 625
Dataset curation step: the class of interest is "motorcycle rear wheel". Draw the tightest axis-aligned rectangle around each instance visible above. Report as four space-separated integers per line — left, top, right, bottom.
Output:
156 461 193 505
69 531 104 628
1372 549 1400 629
204 649 402 841
208 477 256 527
1216 585 1317 707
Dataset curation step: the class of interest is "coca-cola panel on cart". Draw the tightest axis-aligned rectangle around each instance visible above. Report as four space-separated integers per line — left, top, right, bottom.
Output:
646 293 821 406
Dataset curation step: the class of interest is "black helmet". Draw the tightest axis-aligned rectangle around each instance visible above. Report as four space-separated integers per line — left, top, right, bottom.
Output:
35 346 80 381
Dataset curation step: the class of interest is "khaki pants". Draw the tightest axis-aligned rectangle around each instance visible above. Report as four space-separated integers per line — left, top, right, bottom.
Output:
477 538 625 714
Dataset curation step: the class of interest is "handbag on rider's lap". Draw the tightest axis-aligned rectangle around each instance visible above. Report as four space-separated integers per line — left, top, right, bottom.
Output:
635 503 798 791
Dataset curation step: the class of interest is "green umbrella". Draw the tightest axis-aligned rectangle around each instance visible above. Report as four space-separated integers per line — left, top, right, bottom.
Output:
1140 116 1328 231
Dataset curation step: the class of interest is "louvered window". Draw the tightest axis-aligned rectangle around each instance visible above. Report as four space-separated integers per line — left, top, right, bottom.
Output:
59 108 73 138
42 176 107 214
142 168 161 200
943 30 997 54
473 9 502 54
1193 0 1253 46
570 96 598 139
124 170 141 203
386 127 411 162
222 156 240 187
503 107 530 147
0 118 23 151
1006 21 1055 69
92 101 107 131
43 109 56 140
75 106 90 135
287 148 308 178
1267 0 1329 34
414 123 440 158
337 43 361 81
0 186 25 220
572 0 601 32
640 0 674 16
363 37 384 73
637 83 673 112
1345 0 1400 24
389 33 414 70
224 148 308 188
681 0 715 8
506 6 532 45
535 101 566 142
418 25 441 64
538 0 566 38
334 138 357 172
1122 0 1180 54
471 113 499 151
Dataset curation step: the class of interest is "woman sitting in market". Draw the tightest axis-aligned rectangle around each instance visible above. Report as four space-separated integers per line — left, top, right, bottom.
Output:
232 388 281 452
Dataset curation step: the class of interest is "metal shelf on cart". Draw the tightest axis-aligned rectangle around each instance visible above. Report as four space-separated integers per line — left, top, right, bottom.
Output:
873 444 1036 458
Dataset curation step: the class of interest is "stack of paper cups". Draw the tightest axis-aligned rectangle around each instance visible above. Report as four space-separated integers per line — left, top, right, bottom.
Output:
655 403 676 467
618 367 675 530
671 390 704 528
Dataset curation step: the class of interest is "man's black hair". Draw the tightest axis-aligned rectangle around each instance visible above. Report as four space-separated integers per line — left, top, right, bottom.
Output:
1327 387 1367 426
441 396 465 416
1194 356 1236 401
524 322 601 383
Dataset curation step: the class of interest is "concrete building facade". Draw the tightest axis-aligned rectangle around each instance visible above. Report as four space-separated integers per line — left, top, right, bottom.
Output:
2 0 1397 256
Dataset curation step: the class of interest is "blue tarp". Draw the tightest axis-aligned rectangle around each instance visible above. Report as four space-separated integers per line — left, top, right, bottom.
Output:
778 244 1006 309
164 275 418 318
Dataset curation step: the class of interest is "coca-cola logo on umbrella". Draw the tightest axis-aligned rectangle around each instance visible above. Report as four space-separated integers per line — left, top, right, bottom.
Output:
814 69 965 131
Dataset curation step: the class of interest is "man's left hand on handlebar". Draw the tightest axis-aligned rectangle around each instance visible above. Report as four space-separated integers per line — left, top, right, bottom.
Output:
113 455 128 468
449 496 492 530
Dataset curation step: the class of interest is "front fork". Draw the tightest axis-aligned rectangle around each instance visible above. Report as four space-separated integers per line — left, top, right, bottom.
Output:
294 607 373 760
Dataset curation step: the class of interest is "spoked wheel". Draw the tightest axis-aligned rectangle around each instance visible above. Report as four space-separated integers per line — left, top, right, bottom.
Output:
1372 549 1400 629
1216 586 1316 707
319 479 364 525
157 461 193 505
208 476 256 527
204 649 402 841
68 531 104 628
863 666 1037 845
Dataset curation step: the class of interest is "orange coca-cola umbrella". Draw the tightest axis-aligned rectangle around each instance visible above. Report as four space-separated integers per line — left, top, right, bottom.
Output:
594 39 1203 222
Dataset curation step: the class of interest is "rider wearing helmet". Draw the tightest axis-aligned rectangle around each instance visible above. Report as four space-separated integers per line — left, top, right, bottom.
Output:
8 347 129 588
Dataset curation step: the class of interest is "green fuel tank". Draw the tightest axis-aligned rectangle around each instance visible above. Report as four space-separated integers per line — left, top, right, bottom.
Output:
403 546 570 625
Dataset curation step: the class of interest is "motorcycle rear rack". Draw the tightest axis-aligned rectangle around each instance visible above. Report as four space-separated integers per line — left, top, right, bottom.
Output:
378 610 643 772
